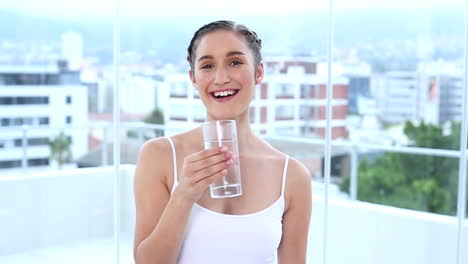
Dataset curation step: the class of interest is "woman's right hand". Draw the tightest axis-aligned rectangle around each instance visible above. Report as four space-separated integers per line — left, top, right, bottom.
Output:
173 146 233 204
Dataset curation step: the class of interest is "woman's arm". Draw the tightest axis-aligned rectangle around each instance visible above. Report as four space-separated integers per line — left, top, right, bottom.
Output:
133 138 190 264
133 138 231 264
278 158 312 264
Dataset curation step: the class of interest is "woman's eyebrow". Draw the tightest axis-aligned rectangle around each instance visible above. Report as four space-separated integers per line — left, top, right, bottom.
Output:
197 51 246 62
198 55 213 62
226 51 246 57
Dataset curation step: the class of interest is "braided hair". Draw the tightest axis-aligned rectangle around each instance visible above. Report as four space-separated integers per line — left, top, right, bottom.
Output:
187 20 262 70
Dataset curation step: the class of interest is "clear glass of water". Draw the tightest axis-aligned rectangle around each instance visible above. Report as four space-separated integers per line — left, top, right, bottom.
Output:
202 120 243 199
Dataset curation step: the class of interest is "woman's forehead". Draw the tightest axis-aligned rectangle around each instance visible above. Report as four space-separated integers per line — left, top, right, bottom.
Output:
195 30 251 58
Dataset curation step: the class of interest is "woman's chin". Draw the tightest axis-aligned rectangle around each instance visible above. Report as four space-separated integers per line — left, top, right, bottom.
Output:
207 114 238 121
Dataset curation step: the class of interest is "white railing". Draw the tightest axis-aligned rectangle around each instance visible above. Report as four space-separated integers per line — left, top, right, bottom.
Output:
1 123 465 205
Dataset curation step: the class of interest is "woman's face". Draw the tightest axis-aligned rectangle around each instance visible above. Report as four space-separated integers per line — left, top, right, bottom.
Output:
190 30 264 121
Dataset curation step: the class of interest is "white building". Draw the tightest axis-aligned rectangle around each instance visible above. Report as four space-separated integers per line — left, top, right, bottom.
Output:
119 69 165 116
0 64 88 171
374 71 421 124
162 73 202 135
374 61 464 127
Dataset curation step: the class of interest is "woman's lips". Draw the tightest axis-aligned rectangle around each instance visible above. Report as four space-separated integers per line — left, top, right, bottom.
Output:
210 89 239 103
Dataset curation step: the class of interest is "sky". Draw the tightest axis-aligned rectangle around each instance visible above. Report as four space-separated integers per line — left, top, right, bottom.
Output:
0 0 464 19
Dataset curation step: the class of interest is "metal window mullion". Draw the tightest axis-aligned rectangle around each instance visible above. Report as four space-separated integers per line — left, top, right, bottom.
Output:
323 0 334 263
113 0 121 263
456 2 468 263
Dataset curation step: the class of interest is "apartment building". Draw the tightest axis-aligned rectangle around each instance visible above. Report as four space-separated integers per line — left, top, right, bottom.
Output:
374 61 464 126
0 62 88 171
374 71 421 124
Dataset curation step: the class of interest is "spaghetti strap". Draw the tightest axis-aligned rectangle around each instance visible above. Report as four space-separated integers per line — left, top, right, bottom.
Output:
166 137 178 193
280 156 289 197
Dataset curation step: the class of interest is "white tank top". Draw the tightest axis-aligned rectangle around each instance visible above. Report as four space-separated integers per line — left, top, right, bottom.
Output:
166 137 289 264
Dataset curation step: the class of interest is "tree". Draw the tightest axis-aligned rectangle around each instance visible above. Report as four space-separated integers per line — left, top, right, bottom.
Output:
48 132 72 169
144 107 165 137
340 121 461 216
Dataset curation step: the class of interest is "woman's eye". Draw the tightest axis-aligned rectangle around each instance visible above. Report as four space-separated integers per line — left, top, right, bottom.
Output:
230 60 243 66
201 64 213 69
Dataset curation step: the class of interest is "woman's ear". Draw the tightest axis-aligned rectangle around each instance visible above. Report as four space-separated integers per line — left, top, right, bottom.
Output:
189 69 199 92
189 69 196 86
255 63 264 85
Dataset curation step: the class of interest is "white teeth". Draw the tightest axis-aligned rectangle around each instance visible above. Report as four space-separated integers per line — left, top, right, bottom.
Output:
213 90 236 98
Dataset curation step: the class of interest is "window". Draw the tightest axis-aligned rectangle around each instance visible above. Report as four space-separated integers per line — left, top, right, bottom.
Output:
275 83 295 98
38 117 49 125
0 97 13 105
275 105 295 120
1 1 466 264
28 138 49 146
0 96 48 105
13 117 33 126
14 139 22 147
27 158 49 167
0 160 21 169
1 118 10 127
170 82 188 97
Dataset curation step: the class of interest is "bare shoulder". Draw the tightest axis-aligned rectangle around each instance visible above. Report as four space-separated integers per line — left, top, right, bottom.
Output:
137 137 172 166
287 158 311 186
284 157 312 210
134 137 172 190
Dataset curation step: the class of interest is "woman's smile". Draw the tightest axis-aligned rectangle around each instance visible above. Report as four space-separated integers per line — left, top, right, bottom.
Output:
210 88 240 103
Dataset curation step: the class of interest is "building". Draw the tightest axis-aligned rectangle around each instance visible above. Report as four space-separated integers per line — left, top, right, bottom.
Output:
162 73 202 135
374 71 421 124
119 66 165 116
0 62 88 171
163 57 349 139
332 60 372 115
374 61 464 127
418 61 464 125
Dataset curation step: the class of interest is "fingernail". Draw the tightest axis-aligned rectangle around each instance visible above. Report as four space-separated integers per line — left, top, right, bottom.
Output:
220 146 227 152
226 159 233 165
221 169 227 174
225 152 232 158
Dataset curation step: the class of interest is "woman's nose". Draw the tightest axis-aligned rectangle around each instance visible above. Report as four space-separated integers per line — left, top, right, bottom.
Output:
214 67 230 85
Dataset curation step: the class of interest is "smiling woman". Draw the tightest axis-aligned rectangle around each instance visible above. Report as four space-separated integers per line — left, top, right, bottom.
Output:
133 20 312 264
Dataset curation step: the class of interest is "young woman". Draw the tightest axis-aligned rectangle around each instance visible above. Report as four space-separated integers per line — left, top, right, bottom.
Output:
133 20 312 264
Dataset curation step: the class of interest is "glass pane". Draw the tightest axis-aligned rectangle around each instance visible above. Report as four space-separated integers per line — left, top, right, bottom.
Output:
461 160 468 263
122 1 329 263
333 1 465 149
330 1 464 262
330 146 459 263
0 1 115 263
232 3 329 263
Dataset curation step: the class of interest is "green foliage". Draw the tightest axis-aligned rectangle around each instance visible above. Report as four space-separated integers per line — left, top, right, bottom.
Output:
340 121 461 216
143 107 165 137
48 132 72 169
144 107 164 125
